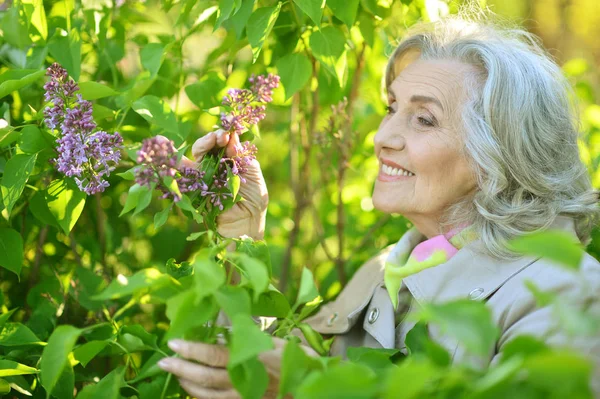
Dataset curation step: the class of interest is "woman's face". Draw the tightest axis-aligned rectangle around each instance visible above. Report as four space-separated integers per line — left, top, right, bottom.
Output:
372 58 478 236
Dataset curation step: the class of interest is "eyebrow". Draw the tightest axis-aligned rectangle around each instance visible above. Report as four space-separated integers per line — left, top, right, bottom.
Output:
409 95 444 112
388 87 444 113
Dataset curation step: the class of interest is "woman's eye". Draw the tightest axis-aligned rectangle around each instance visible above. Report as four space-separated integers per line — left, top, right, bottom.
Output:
417 116 434 127
386 105 395 114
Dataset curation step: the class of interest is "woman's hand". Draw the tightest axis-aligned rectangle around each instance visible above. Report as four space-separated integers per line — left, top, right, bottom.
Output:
157 337 318 399
180 130 269 241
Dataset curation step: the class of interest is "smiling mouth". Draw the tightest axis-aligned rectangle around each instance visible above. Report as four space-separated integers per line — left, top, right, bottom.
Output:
380 164 415 177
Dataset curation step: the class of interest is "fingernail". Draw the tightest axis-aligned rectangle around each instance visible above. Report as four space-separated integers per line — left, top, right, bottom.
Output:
168 340 182 352
158 358 170 369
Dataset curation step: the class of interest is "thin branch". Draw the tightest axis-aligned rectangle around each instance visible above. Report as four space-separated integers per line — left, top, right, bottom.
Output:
349 214 392 260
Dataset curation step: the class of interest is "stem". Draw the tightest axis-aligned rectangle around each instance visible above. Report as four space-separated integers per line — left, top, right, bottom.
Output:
279 59 320 291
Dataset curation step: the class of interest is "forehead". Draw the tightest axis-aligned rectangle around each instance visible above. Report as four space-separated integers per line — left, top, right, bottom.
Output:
389 59 476 103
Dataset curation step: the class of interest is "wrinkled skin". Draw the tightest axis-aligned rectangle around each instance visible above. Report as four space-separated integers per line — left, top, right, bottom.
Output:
372 58 478 238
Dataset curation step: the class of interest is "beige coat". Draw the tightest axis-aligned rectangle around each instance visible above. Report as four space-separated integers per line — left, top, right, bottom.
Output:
304 216 600 396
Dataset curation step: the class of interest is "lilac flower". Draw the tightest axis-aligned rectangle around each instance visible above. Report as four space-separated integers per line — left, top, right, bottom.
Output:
220 141 257 184
134 137 209 203
249 73 280 103
218 73 279 136
43 63 123 195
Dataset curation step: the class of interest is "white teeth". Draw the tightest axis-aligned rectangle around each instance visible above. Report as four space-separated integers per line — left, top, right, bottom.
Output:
381 164 414 177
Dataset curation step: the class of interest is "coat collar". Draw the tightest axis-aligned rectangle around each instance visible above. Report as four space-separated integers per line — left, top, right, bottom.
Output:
402 215 579 305
307 215 579 334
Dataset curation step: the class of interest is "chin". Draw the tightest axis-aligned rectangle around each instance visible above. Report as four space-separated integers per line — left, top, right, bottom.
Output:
372 193 403 214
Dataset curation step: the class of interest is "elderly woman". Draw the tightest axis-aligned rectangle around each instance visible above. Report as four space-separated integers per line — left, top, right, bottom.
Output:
157 16 600 398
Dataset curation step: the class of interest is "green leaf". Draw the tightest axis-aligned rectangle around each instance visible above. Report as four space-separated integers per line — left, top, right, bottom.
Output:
215 285 251 319
121 325 157 348
293 0 323 27
295 362 378 399
279 339 323 398
78 81 119 100
418 299 499 357
228 357 269 399
252 285 290 317
119 184 148 217
0 127 20 147
116 167 137 181
18 125 54 154
507 229 584 270
132 96 186 145
92 268 178 301
404 322 450 366
1 153 37 216
193 251 226 300
166 258 193 280
154 206 171 230
309 26 346 85
0 69 45 99
229 174 241 200
294 267 319 308
522 351 592 396
0 229 24 277
0 323 44 346
247 3 282 63
235 237 272 277
40 325 82 397
382 358 439 399
0 309 17 331
140 43 170 77
29 190 60 229
276 53 312 100
73 340 108 367
0 360 39 377
184 72 227 109
0 7 31 49
48 29 81 81
45 179 86 234
76 366 126 399
214 0 236 30
327 0 359 27
226 0 255 39
165 290 218 340
134 183 153 215
228 314 273 367
23 0 48 40
346 347 401 372
0 379 9 395
232 253 269 302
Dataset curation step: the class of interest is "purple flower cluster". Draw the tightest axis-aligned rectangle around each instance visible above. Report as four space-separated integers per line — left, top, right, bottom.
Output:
44 63 123 195
219 73 280 136
221 141 257 184
134 137 209 203
132 73 279 213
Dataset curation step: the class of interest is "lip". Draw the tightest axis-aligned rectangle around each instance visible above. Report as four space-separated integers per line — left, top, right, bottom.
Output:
380 158 414 174
377 159 415 182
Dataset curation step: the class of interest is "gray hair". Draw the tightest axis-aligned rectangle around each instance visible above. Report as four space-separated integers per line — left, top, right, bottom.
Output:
384 10 600 260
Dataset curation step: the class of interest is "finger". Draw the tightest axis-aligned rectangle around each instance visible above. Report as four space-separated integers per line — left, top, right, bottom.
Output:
179 155 199 169
157 357 232 389
168 340 230 367
191 131 217 161
179 379 241 399
225 132 241 158
216 131 230 147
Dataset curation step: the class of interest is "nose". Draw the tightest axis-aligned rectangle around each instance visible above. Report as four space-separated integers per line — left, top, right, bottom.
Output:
374 115 406 153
